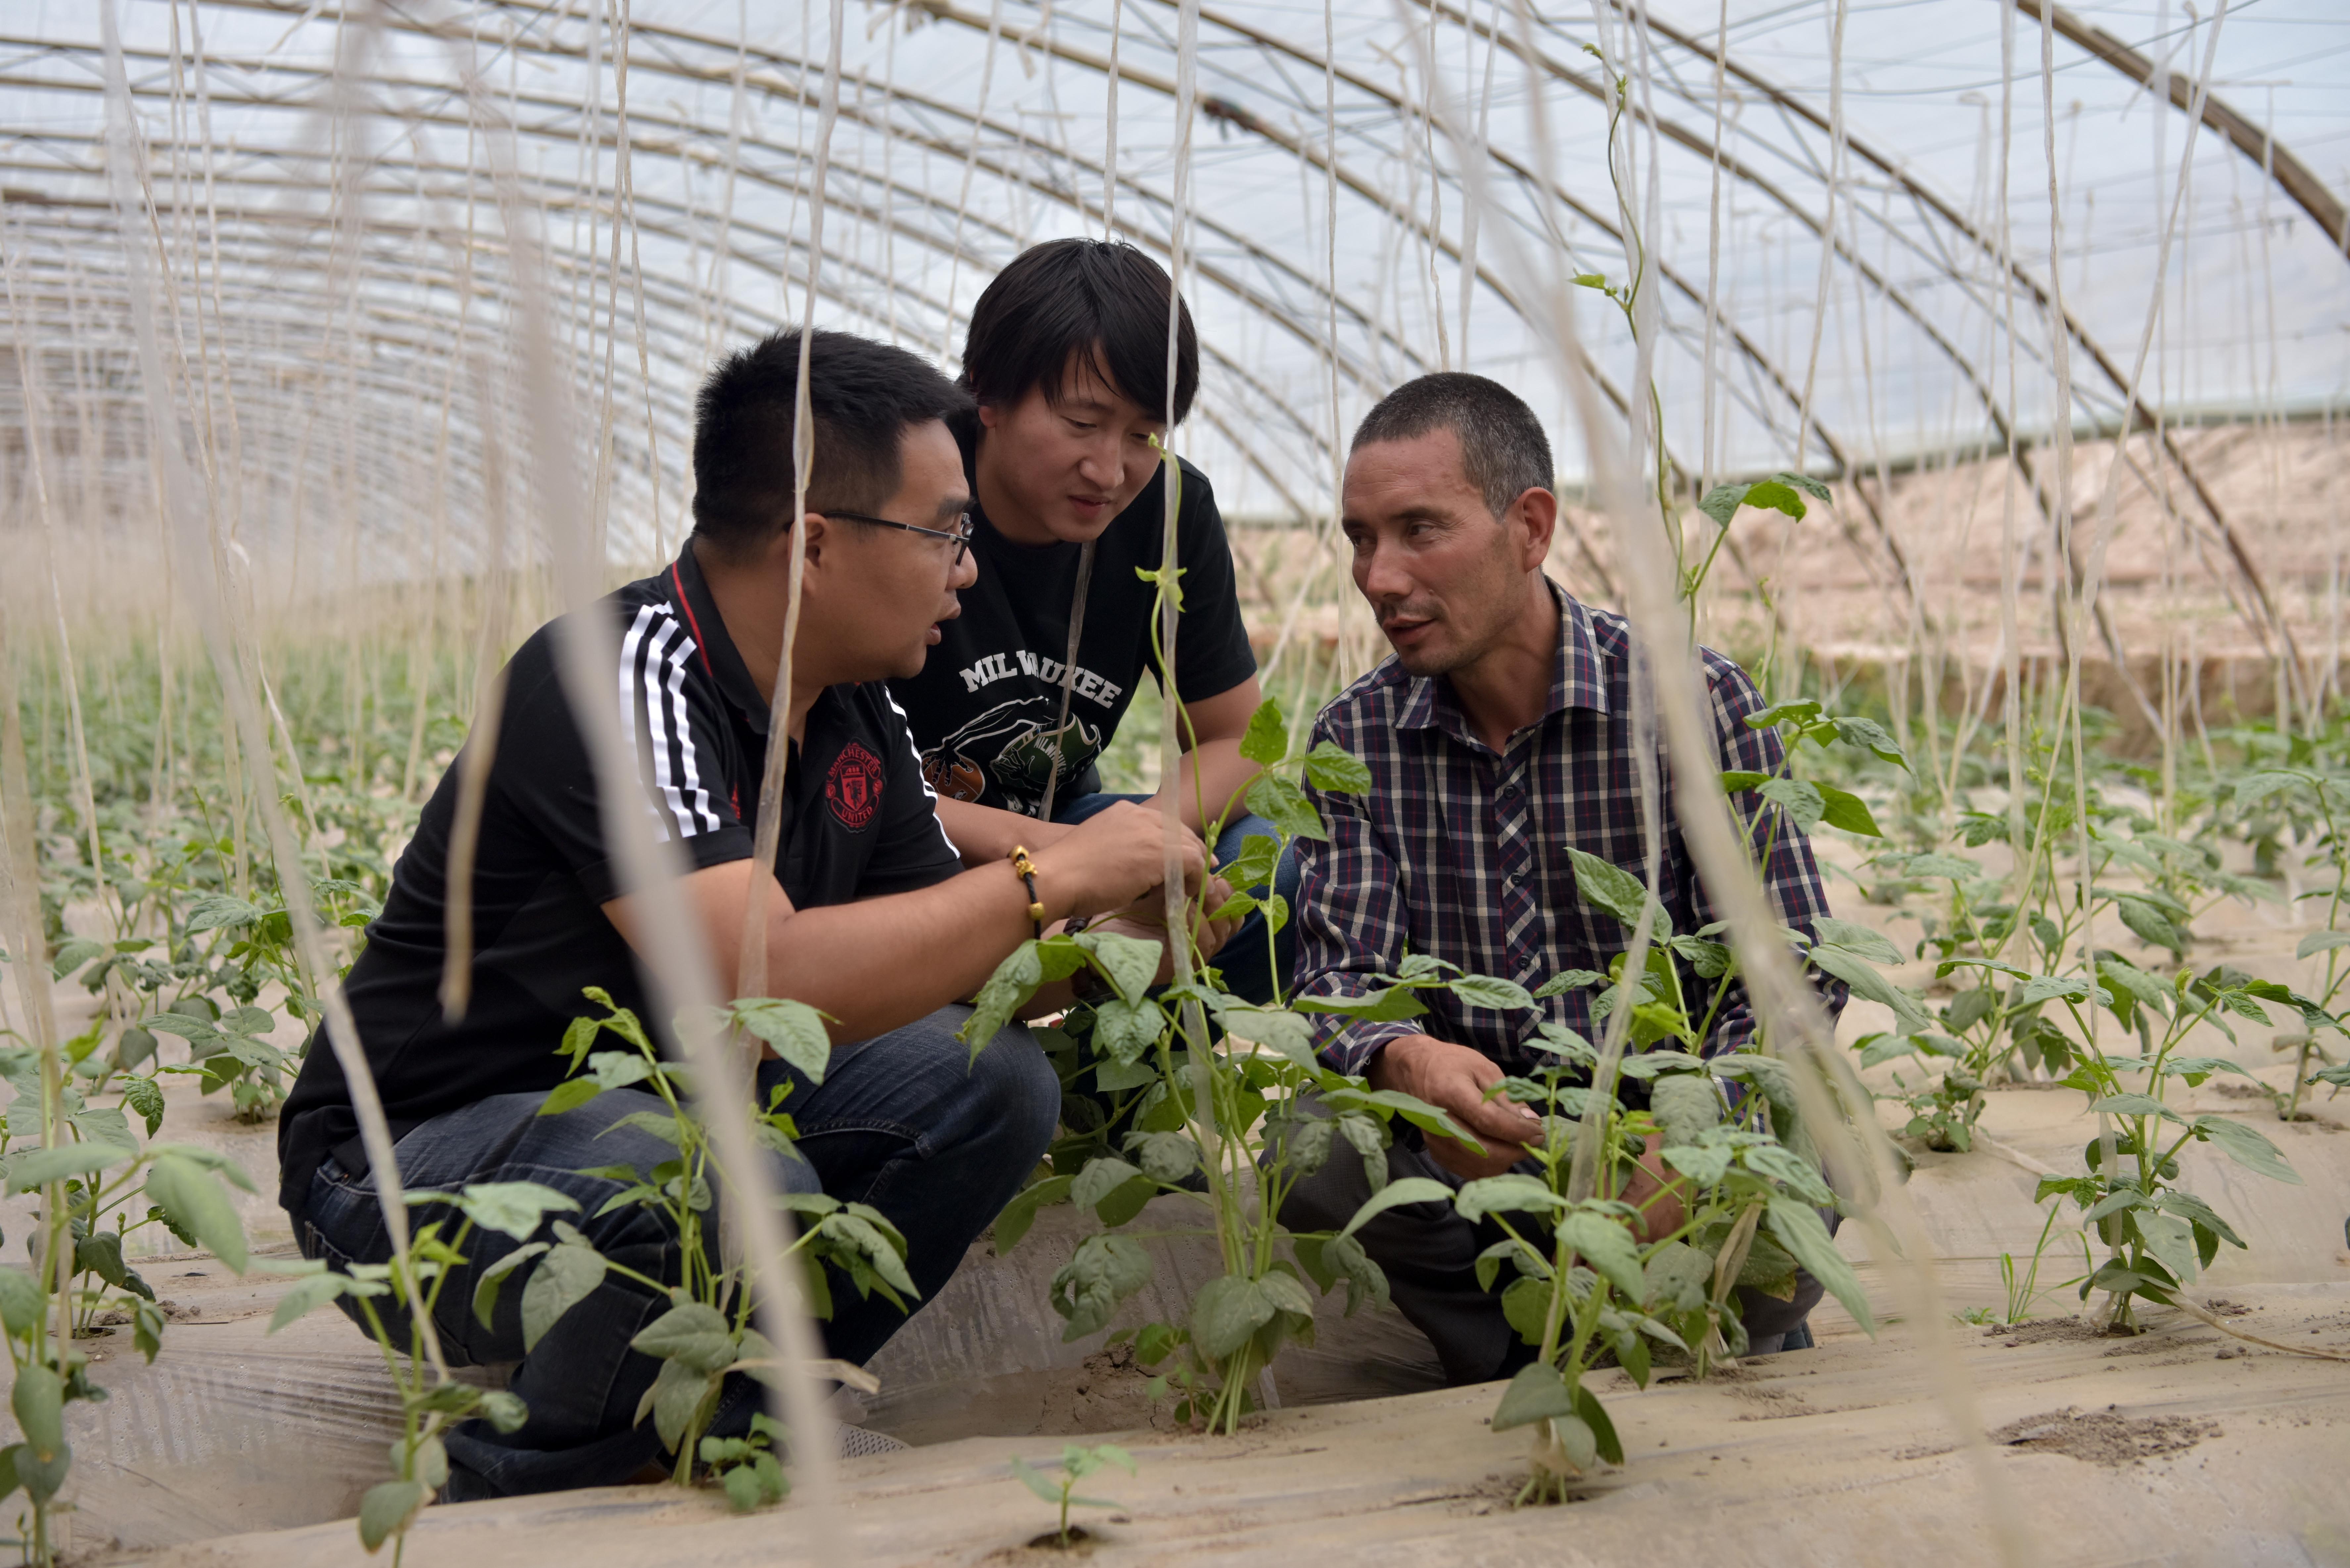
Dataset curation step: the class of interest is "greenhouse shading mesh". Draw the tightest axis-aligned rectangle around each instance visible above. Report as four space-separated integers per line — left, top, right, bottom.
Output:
0 0 2340 588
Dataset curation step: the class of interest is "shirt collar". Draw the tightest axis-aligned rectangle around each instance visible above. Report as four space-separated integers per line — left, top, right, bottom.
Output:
1397 578 1612 742
665 544 775 735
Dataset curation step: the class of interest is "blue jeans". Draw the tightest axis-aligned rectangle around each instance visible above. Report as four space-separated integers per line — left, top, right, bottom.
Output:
1052 792 1300 1006
288 1006 1056 1499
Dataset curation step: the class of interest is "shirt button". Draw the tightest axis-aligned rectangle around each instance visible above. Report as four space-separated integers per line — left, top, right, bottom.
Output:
1499 783 1519 799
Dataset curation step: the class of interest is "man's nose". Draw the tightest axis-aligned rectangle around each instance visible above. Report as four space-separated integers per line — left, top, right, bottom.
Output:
1357 537 1413 601
952 544 979 591
1078 434 1123 488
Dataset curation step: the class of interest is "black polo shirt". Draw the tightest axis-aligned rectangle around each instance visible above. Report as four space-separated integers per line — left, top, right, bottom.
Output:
277 546 963 1209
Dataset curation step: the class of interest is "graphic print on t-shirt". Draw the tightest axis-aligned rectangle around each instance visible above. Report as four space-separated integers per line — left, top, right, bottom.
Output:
824 741 886 830
920 693 1102 814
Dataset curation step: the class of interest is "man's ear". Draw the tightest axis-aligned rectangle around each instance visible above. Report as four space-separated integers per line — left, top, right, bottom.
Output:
1511 486 1559 572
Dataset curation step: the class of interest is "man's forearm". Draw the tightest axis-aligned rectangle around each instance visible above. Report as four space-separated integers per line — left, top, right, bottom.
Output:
626 857 1048 1043
935 796 1073 867
1165 736 1259 843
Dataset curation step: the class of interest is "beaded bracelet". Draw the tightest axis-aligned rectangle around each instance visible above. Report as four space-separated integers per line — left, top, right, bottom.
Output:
1008 845 1045 939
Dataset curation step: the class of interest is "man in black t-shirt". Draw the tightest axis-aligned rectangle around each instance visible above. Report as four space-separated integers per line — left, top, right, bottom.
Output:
888 240 1298 1006
280 329 1207 1500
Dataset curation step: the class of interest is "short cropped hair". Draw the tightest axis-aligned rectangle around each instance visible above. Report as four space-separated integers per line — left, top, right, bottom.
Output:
961 239 1199 425
1350 372 1555 521
691 328 973 559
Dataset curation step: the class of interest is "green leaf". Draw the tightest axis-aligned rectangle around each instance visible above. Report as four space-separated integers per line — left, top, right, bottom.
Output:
538 1078 605 1118
427 1181 571 1241
1072 1156 1147 1215
1009 1454 1068 1505
1741 480 1808 520
268 1270 357 1334
1574 1381 1626 1464
122 1076 166 1137
521 1241 608 1352
1048 1233 1153 1341
1742 1144 1835 1205
632 1301 739 1375
2295 930 2350 961
1450 975 1535 1012
1806 945 1934 1035
1302 740 1372 795
992 1175 1073 1254
1557 1210 1646 1302
145 1154 250 1272
1757 777 1824 832
2116 897 2187 956
1765 1196 1873 1334
1649 1074 1723 1148
1239 699 1290 767
1089 997 1165 1066
1449 1174 1565 1225
1697 483 1751 529
471 1242 550 1331
1220 1006 1317 1071
1829 715 1908 768
1661 1142 1731 1186
0 1267 45 1335
1490 1362 1578 1431
1245 773 1326 842
1189 1274 1277 1359
730 997 835 1084
1339 1175 1454 1239
1567 847 1664 937
185 893 265 934
1718 769 1771 794
2192 1116 2301 1185
11 1365 64 1460
1814 783 1882 838
1811 917 1903 966
360 1478 427 1550
51 936 108 980
1073 931 1163 1006
960 942 1051 1060
1293 986 1427 1023
1222 833 1282 892
7 1141 132 1194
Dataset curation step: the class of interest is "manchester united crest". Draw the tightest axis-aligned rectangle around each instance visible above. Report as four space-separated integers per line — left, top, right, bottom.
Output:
824 742 885 830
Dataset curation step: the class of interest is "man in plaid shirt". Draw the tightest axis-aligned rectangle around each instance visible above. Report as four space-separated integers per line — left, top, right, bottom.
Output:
1282 373 1846 1385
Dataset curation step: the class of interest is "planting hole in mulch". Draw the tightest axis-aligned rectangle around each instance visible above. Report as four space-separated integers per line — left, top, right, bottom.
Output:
1990 1406 2217 1466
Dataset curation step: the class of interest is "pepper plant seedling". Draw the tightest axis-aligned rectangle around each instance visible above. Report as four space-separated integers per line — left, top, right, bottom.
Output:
1009 1442 1135 1548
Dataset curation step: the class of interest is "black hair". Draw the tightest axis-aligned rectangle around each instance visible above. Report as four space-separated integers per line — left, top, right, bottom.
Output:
690 327 974 560
960 239 1199 425
1349 372 1555 521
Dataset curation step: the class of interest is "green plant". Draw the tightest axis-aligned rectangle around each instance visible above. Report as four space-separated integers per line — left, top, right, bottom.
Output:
975 694 1482 1435
0 1061 254 1565
265 1182 580 1563
527 988 915 1489
1008 1441 1135 1548
1417 851 1877 1504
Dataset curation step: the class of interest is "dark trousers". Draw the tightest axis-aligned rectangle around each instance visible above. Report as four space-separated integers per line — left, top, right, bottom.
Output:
1277 1114 1827 1386
287 1006 1056 1498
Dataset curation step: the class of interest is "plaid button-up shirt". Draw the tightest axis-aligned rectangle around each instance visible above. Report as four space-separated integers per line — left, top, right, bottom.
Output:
1294 582 1845 1076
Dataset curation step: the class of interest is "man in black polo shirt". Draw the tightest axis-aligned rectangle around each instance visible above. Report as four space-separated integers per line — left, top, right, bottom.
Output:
887 240 1297 1007
280 329 1200 1499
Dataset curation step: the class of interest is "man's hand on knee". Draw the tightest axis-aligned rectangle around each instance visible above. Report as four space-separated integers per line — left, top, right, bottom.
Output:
1365 1034 1544 1179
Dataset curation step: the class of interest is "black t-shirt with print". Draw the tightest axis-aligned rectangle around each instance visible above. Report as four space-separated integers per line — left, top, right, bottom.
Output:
888 450 1258 820
277 546 962 1209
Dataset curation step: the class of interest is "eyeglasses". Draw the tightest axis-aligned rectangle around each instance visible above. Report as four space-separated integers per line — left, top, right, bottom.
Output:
822 511 975 567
